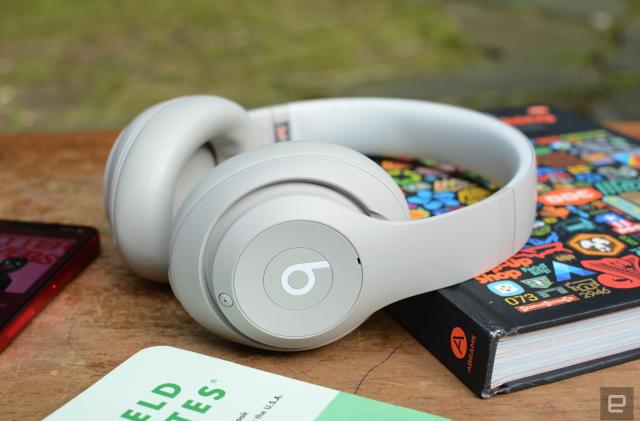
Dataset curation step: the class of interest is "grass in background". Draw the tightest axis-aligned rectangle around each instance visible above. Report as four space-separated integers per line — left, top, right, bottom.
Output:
0 1 469 130
0 0 638 131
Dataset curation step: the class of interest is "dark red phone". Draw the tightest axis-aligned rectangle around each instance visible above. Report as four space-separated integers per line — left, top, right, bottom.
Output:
0 220 100 352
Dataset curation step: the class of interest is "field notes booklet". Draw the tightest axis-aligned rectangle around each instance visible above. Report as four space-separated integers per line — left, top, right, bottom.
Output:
46 346 446 421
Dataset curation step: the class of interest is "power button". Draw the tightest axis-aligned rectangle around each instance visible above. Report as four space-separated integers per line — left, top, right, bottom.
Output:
218 293 233 307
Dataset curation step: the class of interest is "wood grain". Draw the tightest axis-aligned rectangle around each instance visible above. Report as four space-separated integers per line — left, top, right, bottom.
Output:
0 124 639 421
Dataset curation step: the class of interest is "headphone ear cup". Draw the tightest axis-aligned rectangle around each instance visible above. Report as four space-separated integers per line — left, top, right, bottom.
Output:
104 95 262 282
169 141 410 349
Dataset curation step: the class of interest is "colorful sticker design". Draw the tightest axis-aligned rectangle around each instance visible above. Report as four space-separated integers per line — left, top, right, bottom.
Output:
582 255 640 289
487 281 525 297
567 233 626 256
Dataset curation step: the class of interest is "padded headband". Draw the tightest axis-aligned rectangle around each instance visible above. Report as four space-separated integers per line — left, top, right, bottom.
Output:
250 98 532 189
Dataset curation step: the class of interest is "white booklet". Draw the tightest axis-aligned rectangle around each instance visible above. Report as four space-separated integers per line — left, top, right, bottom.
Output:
46 346 447 421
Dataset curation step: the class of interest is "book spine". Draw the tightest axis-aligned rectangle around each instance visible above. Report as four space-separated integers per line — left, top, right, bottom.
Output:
388 291 498 398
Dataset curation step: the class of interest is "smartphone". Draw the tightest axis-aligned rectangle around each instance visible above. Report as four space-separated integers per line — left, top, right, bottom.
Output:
0 220 100 352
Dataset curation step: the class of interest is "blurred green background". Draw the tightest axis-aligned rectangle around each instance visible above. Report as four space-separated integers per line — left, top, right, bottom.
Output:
0 0 638 131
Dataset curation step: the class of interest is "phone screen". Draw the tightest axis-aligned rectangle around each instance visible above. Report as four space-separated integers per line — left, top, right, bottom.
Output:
0 220 99 345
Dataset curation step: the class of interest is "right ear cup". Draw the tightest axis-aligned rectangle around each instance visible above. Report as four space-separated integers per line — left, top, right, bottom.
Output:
104 95 263 282
169 141 410 350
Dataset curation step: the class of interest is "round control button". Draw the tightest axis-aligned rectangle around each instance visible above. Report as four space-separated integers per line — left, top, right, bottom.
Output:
218 293 233 307
264 248 333 310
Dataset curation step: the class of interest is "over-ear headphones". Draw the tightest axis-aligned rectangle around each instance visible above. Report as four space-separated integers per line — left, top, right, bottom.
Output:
104 95 536 350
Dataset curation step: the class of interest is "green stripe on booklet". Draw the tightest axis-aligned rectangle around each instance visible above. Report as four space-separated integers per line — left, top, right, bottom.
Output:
316 392 443 421
46 346 447 421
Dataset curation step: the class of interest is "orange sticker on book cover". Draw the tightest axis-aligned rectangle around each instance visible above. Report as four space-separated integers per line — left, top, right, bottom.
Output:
450 327 467 359
582 255 640 289
538 188 602 206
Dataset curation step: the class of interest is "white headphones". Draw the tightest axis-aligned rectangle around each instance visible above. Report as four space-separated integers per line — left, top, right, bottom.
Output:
104 95 536 351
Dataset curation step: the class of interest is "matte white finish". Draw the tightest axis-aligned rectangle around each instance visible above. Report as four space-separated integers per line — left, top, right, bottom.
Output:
104 95 537 351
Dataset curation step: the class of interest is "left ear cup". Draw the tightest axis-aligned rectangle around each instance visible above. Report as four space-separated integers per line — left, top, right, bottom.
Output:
104 95 262 282
169 141 410 350
104 99 173 224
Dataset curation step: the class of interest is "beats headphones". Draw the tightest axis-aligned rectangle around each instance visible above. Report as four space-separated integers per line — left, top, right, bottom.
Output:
104 95 536 351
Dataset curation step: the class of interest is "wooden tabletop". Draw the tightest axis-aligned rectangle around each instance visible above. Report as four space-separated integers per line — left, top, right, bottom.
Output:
1 123 639 421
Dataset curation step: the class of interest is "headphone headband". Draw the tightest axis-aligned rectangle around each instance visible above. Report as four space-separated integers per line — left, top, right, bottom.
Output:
249 98 536 253
250 98 533 184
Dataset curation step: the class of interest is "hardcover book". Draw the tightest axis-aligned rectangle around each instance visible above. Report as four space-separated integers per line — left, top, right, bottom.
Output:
380 105 640 397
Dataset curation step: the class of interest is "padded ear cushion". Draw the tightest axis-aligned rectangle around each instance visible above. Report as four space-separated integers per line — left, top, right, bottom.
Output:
104 99 173 223
104 95 262 282
173 141 410 242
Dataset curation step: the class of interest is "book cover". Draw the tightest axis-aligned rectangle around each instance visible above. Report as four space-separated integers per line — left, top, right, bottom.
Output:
382 105 640 397
46 346 448 420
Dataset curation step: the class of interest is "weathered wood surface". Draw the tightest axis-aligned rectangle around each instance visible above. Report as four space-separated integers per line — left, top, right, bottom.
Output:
0 124 639 420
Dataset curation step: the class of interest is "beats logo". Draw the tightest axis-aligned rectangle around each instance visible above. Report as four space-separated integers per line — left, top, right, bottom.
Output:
281 261 331 296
